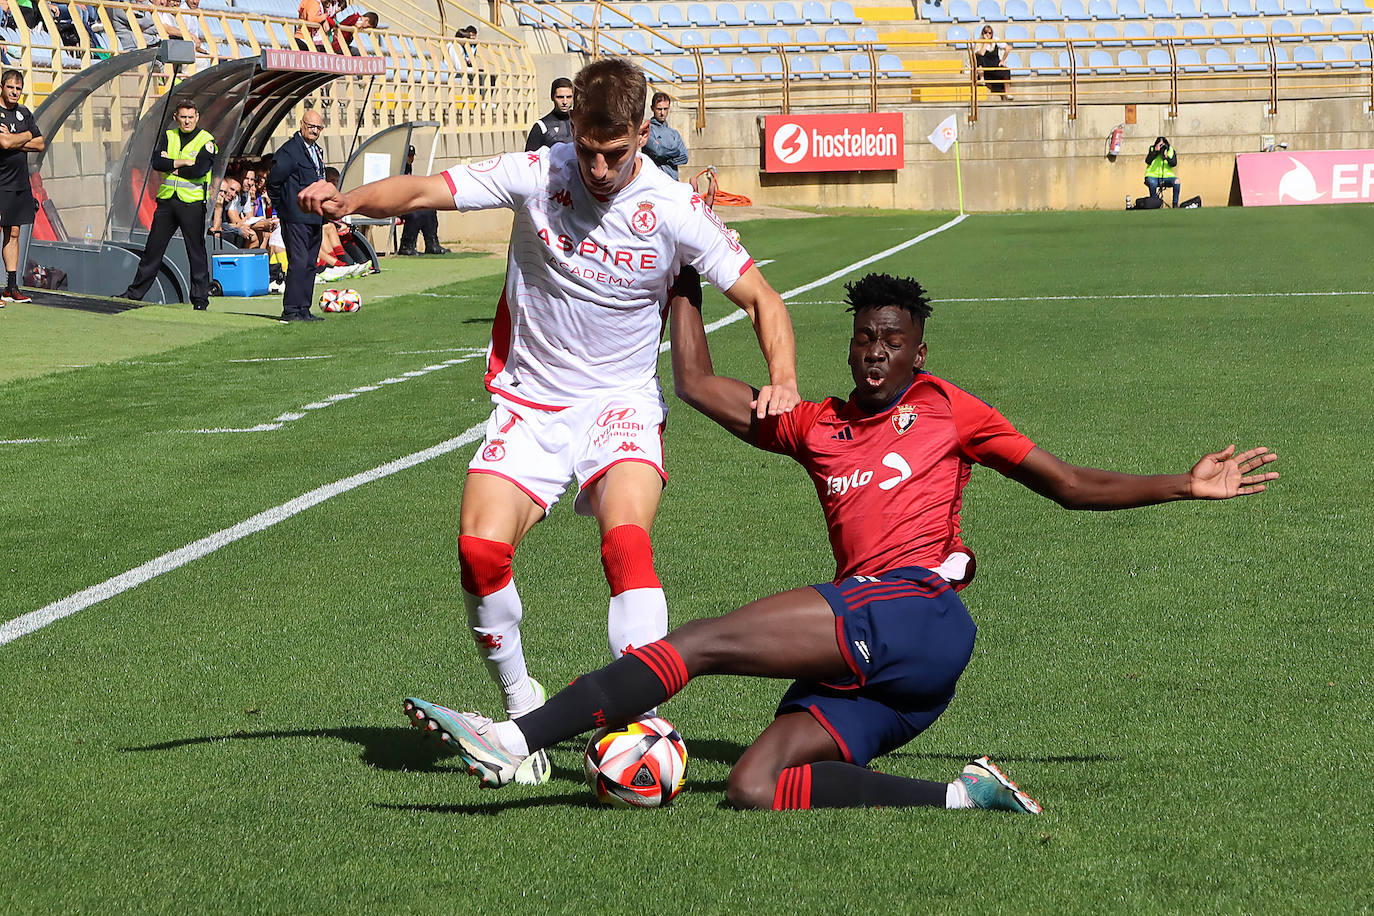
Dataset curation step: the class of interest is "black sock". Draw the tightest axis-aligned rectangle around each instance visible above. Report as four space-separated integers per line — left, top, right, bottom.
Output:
514 648 681 752
775 762 949 809
6 271 15 289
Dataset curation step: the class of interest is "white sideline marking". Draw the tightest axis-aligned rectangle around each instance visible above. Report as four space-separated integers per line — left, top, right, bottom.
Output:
1 216 968 648
1 438 49 444
229 355 335 363
792 290 1374 306
191 355 481 434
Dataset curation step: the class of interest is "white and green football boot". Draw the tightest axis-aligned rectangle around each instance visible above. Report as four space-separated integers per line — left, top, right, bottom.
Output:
403 697 525 788
958 756 1043 814
512 678 550 787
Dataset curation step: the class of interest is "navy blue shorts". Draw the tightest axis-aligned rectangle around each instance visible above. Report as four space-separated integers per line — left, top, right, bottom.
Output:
776 567 977 767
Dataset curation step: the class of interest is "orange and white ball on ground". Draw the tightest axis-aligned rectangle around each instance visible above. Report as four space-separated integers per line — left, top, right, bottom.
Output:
319 288 362 312
583 716 688 808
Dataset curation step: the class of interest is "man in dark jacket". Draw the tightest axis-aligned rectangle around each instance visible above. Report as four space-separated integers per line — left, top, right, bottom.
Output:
523 78 572 152
266 110 327 321
121 99 217 310
397 145 447 256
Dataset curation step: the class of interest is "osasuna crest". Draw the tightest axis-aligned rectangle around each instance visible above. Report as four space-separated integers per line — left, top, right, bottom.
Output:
892 405 918 434
630 201 657 234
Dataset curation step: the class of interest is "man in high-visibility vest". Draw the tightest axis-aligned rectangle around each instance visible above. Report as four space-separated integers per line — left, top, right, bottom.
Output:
122 100 217 310
1143 136 1181 208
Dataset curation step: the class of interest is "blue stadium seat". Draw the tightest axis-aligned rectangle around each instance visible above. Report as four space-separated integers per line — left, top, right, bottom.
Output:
979 0 1008 20
1214 21 1242 41
1119 0 1147 17
775 1 806 24
1006 0 1035 18
1094 22 1125 44
802 1 832 22
701 56 731 79
672 56 700 77
730 55 764 77
1146 47 1172 69
1234 44 1263 67
738 27 764 45
1182 21 1211 42
923 0 953 20
1122 21 1150 41
654 34 685 53
1341 0 1367 11
1200 0 1227 13
855 26 884 47
1064 22 1090 39
708 28 736 48
1035 22 1065 45
1060 0 1091 19
1028 49 1060 72
1300 18 1330 38
1006 50 1028 74
1293 43 1321 65
848 52 873 74
1032 0 1059 17
1352 42 1371 63
1143 0 1172 14
1176 47 1206 69
1272 18 1301 40
1241 19 1268 38
1088 0 1119 18
825 25 857 48
601 4 635 26
766 26 794 47
623 32 650 53
745 2 777 23
1329 15 1356 35
1006 22 1035 44
1087 48 1119 72
947 24 972 46
760 53 785 74
628 4 660 26
948 0 977 19
1119 48 1148 69
833 1 864 22
1172 0 1199 16
797 26 825 48
791 53 825 76
1227 0 1258 14
1364 15 1374 31
877 52 907 74
681 28 707 47
1254 0 1281 13
818 52 848 74
1266 45 1296 68
1322 42 1353 64
1311 0 1339 11
718 3 748 25
1058 49 1086 68
1204 46 1232 67
660 4 690 27
1283 0 1315 12
687 3 719 25
1153 20 1178 37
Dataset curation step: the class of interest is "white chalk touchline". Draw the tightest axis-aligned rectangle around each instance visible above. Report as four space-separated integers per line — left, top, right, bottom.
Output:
229 355 336 363
791 290 1374 306
2 215 969 648
190 355 480 434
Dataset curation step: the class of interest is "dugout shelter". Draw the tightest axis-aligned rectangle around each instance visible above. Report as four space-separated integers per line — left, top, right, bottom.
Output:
21 46 385 304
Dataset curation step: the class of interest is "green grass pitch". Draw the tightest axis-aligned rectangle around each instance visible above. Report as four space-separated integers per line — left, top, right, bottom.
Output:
1 205 1371 913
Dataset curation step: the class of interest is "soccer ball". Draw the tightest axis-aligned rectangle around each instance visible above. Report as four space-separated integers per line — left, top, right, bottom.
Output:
583 716 688 808
319 288 361 312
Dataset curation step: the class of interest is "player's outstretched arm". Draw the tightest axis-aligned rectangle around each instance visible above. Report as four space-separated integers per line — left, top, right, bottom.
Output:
721 266 800 418
296 174 456 221
1007 444 1278 510
670 267 766 442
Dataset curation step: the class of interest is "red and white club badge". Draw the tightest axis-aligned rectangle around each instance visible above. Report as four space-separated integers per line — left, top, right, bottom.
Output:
631 201 657 235
892 405 918 434
482 439 507 461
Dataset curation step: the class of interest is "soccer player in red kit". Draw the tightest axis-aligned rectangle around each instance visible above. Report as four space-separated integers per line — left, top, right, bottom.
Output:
404 270 1279 812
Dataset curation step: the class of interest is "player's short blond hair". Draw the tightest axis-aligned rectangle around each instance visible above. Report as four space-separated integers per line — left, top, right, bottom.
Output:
572 58 647 139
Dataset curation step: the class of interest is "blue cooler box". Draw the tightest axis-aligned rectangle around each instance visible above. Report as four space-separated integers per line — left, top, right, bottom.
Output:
211 251 270 297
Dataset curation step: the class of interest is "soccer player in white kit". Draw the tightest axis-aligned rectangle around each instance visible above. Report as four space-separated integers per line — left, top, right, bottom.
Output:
299 58 799 783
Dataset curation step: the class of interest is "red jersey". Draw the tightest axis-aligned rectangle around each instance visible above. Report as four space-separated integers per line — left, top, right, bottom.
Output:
755 372 1035 583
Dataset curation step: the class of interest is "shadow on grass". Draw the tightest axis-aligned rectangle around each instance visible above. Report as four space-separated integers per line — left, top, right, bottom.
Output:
373 794 604 815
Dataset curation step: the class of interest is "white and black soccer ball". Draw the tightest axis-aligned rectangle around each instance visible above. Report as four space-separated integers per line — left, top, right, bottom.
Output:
583 716 688 808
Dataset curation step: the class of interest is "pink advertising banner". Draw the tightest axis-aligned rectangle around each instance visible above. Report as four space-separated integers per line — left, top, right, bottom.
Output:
1235 150 1374 206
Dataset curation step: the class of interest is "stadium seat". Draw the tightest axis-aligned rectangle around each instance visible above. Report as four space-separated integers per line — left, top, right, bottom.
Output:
801 1 832 23
1329 16 1356 35
629 4 660 26
766 26 794 47
738 27 764 45
1006 22 1034 44
1204 46 1232 67
790 53 825 76
925 0 954 21
1094 22 1125 44
1300 18 1330 39
1352 42 1371 63
681 28 707 47
1028 49 1060 72
717 3 748 26
1183 21 1211 42
1364 15 1374 31
1200 0 1227 13
1088 0 1119 18
1035 22 1065 45
1119 48 1148 70
1213 21 1242 41
833 1 865 23
1311 0 1339 10
825 26 857 48
1283 0 1315 12
1228 0 1258 14
624 31 650 53
818 51 848 74
855 26 884 48
703 56 731 78
660 4 690 27
1240 19 1267 39
1058 49 1086 69
979 0 1009 20
848 52 874 74
877 52 907 74
1174 47 1204 69
948 0 977 19
1292 43 1322 65
1272 18 1300 40
687 3 720 25
1006 50 1028 74
731 55 763 77
1341 0 1367 11
653 34 684 53
1122 22 1150 42
797 26 825 48
1266 45 1296 68
1006 0 1035 18
1060 0 1091 19
760 53 785 74
1254 0 1281 13
774 1 806 24
1087 49 1119 72
1032 0 1059 17
1146 47 1172 69
1322 42 1354 64
1143 0 1172 14
1234 44 1262 67
1172 0 1199 16
947 24 972 46
1064 22 1090 40
602 5 635 27
708 28 736 48
567 3 594 26
745 2 777 23
1119 0 1147 16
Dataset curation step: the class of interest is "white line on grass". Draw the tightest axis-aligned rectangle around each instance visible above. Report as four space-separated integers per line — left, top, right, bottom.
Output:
790 290 1374 306
228 355 336 363
2 215 969 648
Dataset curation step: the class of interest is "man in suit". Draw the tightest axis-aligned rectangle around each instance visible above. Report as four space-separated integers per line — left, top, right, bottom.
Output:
267 109 327 321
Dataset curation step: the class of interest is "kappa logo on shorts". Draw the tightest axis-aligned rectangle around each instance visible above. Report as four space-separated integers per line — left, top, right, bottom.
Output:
596 407 637 427
892 405 919 434
482 439 507 462
631 202 657 235
614 442 645 453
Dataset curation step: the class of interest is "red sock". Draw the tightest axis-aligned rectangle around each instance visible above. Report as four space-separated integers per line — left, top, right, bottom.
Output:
600 524 661 594
458 535 514 596
773 766 814 810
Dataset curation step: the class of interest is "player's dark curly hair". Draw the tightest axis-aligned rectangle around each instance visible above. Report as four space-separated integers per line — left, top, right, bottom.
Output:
844 273 933 323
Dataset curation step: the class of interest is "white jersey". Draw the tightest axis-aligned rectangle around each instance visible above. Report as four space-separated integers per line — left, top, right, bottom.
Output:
442 144 754 411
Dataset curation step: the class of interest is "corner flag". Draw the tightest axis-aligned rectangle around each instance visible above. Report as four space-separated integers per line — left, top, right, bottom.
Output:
928 115 958 153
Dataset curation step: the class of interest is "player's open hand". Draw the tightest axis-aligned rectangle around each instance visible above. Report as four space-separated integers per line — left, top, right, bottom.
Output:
1189 444 1279 499
751 381 800 418
298 180 350 219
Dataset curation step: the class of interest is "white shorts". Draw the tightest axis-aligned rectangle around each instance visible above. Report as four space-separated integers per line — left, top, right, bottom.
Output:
468 388 668 516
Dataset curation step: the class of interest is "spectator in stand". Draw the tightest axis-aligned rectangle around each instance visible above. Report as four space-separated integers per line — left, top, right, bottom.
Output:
643 92 688 180
296 0 341 51
86 0 159 52
1143 136 1181 208
153 0 206 54
397 145 446 256
523 77 573 151
0 68 43 305
974 26 1013 101
10 0 42 30
330 8 377 54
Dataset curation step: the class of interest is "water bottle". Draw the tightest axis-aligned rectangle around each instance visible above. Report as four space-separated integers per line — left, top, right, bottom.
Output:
84 225 93 245
1125 195 1132 210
